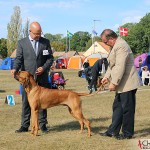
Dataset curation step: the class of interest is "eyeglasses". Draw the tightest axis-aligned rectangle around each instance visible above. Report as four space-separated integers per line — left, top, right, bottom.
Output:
103 40 108 44
30 30 43 36
102 38 113 44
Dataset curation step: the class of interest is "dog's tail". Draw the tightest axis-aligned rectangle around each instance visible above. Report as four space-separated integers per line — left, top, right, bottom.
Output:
77 93 94 97
77 84 104 97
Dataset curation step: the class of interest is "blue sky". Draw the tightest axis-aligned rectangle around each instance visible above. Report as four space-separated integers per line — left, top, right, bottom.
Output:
0 0 150 38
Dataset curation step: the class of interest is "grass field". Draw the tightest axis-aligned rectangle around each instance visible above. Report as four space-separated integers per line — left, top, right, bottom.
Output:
0 69 150 150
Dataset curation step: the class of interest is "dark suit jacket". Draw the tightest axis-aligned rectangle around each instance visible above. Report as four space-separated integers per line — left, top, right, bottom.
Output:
13 36 54 84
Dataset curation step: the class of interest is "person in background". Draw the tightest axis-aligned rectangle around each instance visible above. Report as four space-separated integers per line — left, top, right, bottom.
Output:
88 58 108 94
83 59 90 69
138 57 143 68
11 22 54 133
83 60 90 82
100 29 141 140
141 66 150 86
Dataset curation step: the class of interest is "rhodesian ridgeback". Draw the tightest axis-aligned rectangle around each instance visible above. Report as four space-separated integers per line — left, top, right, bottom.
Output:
14 71 91 137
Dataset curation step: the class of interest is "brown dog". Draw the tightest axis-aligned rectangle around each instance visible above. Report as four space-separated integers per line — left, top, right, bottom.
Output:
15 71 91 137
97 77 106 91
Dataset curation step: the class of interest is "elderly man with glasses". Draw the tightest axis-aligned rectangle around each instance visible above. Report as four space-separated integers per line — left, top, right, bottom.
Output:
100 29 141 140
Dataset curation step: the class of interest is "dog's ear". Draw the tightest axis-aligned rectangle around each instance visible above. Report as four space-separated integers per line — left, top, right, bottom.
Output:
23 77 30 92
14 71 20 80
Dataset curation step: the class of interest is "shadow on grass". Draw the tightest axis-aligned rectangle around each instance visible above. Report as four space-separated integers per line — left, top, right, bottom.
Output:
135 127 150 137
89 117 110 134
0 90 6 93
47 117 110 135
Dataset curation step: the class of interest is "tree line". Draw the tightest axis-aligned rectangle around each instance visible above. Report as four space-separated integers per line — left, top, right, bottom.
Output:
0 6 150 59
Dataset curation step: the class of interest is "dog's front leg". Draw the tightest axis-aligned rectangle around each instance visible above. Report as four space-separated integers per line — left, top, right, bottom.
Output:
34 110 39 136
30 108 35 135
31 108 39 136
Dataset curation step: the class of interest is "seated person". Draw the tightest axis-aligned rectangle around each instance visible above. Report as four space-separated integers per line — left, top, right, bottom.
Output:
62 62 65 69
141 66 150 86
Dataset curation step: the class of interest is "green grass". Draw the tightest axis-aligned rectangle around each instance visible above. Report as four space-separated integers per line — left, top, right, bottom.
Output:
0 69 150 150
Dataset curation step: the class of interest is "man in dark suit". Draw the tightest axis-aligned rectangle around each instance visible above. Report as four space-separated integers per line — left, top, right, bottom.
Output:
11 22 54 133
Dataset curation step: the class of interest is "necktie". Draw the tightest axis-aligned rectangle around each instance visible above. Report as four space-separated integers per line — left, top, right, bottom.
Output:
34 40 37 56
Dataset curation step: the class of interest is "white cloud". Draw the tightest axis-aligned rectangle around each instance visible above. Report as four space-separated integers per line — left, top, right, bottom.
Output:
120 10 145 24
122 16 142 24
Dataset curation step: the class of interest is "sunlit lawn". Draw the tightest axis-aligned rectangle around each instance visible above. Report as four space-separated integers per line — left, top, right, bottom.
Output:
0 69 150 150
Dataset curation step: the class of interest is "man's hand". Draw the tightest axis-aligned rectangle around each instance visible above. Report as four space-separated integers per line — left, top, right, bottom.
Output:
108 83 116 91
35 67 44 75
11 69 16 77
101 77 109 85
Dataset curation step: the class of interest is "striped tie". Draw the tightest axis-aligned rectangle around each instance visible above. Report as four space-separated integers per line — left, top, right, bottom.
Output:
34 40 38 56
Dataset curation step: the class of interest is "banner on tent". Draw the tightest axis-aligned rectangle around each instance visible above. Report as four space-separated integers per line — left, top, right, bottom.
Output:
5 95 15 106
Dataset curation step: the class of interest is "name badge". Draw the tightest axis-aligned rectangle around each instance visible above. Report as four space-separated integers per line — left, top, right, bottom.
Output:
43 50 49 55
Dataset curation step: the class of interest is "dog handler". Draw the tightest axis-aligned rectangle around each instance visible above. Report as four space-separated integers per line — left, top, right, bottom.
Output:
11 22 54 133
100 29 141 140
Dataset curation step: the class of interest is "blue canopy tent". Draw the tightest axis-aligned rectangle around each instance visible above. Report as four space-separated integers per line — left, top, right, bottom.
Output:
0 57 14 70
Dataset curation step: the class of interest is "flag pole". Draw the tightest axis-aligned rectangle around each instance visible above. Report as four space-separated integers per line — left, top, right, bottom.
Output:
66 34 68 53
93 19 101 54
69 38 70 51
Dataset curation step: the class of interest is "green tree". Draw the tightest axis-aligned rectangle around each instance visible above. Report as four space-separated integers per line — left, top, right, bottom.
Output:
45 33 63 42
51 41 65 52
44 33 65 51
0 38 7 58
70 31 91 51
119 13 150 54
7 6 22 56
23 18 30 38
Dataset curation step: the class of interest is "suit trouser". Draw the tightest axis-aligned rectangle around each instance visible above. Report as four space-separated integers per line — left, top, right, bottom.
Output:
107 89 137 136
89 70 98 90
21 83 50 128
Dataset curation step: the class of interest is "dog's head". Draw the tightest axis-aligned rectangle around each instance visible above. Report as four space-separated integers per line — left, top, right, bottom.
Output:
14 71 34 92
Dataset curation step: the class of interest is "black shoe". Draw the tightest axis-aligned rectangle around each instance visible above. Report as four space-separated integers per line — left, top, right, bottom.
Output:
15 126 28 133
94 88 97 91
116 134 132 140
89 89 92 94
100 132 118 138
40 125 49 133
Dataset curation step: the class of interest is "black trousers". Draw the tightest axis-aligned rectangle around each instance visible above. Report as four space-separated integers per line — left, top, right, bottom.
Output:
89 70 98 90
21 82 50 128
107 89 137 136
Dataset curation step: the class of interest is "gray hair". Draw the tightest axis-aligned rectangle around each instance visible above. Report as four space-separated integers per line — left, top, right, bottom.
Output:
101 29 118 40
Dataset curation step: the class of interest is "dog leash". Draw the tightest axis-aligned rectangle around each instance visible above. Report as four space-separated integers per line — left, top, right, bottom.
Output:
95 84 104 94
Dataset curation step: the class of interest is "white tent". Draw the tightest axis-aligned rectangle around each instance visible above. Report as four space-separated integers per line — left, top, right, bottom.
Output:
83 41 110 57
